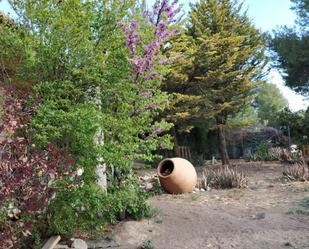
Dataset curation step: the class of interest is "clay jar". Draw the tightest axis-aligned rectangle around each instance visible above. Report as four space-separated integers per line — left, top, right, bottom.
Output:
157 157 197 194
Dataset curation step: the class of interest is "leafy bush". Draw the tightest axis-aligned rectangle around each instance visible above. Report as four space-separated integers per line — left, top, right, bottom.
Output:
201 166 247 189
47 180 151 236
0 0 182 247
283 159 309 181
30 81 100 183
0 87 77 249
256 141 268 160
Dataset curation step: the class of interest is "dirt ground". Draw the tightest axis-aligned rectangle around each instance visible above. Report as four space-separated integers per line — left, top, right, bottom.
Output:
114 161 309 249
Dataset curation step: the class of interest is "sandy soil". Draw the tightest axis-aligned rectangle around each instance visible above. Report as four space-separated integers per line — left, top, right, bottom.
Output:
114 162 309 249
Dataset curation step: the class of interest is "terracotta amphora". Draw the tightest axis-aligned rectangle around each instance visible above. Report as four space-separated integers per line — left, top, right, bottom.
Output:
157 157 197 194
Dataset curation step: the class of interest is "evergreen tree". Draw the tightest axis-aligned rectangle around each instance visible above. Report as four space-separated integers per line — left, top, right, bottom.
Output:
270 0 309 95
165 0 266 164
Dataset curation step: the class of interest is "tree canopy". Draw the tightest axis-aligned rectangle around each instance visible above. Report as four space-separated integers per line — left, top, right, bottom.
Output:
270 0 309 95
256 82 288 123
164 0 267 164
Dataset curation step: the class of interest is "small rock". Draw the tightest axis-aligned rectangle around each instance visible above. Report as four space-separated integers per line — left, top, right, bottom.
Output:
194 187 199 192
87 239 119 249
72 239 88 249
145 182 153 190
140 175 151 182
42 236 61 249
200 188 205 192
54 245 69 249
251 212 266 220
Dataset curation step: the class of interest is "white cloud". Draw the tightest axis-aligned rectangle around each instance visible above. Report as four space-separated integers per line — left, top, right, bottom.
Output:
267 69 309 112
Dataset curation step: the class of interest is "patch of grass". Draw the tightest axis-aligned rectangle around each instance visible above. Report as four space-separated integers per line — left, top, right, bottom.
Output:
284 241 298 248
288 207 309 215
289 185 309 194
191 194 200 201
151 208 163 224
141 239 154 249
149 207 160 218
288 196 309 215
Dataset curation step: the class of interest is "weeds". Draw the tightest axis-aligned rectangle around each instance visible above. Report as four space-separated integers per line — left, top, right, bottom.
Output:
141 239 154 249
288 196 309 216
288 207 309 215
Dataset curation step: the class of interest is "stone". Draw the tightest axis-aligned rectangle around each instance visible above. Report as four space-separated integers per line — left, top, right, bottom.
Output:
250 212 266 220
72 239 88 249
87 239 119 249
140 175 151 182
54 245 70 249
145 182 153 191
42 236 61 249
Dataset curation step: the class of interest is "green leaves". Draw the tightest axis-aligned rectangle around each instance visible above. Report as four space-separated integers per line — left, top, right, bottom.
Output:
164 0 267 164
1 0 177 241
270 0 309 95
165 0 266 128
256 82 288 123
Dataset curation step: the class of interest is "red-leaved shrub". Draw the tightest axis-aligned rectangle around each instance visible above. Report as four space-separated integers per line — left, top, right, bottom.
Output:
0 86 76 248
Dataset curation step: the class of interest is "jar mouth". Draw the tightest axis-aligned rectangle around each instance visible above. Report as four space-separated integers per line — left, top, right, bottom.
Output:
158 159 174 178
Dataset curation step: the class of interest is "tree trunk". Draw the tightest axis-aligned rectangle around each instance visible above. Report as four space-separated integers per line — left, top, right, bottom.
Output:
94 86 107 192
95 127 107 192
218 125 229 165
172 126 180 157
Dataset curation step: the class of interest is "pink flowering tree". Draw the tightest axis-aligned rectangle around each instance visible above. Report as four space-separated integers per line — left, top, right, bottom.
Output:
109 0 182 163
120 0 181 82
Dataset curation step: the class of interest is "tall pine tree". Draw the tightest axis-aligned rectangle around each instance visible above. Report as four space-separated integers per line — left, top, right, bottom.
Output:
270 0 309 95
164 0 266 164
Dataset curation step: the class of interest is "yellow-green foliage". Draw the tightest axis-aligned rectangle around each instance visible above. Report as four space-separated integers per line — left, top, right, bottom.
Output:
165 0 267 129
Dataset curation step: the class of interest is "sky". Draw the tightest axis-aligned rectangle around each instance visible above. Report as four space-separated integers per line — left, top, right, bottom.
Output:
0 0 308 111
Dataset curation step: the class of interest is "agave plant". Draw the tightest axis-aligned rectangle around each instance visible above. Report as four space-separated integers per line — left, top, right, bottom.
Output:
201 166 247 189
267 147 283 161
283 159 309 181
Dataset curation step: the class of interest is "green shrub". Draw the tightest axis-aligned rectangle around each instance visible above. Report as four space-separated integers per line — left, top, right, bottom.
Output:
257 141 268 161
141 239 154 249
1 0 179 246
47 179 151 236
